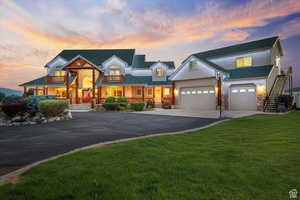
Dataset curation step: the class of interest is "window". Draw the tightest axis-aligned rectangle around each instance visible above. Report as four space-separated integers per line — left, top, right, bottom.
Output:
164 88 170 96
181 91 186 95
240 89 246 93
156 68 165 77
147 88 153 96
197 90 202 94
232 89 238 93
236 56 252 68
189 60 197 71
55 71 65 77
109 66 121 76
136 88 142 96
248 88 255 92
105 87 122 97
192 91 196 94
186 91 191 94
203 90 208 94
209 90 215 94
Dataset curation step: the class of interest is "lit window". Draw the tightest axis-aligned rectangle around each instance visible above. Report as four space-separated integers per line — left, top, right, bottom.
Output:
192 91 196 94
248 88 255 92
240 89 246 93
203 91 208 94
236 56 252 68
55 71 65 77
197 90 202 94
181 91 186 95
136 88 142 96
156 68 165 77
232 89 238 93
189 60 197 71
209 90 215 94
110 70 121 76
147 88 153 96
164 88 170 96
186 91 191 94
105 87 123 97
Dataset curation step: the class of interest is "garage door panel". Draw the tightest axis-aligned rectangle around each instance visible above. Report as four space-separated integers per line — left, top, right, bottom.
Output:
230 86 257 110
180 87 216 110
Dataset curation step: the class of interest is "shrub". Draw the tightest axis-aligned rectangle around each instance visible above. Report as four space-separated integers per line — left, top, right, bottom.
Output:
24 96 47 116
117 97 128 109
1 103 26 118
0 111 6 119
102 103 120 111
38 100 69 118
2 95 23 105
105 97 116 103
130 103 145 111
0 92 5 103
146 99 154 109
278 95 294 109
162 102 172 109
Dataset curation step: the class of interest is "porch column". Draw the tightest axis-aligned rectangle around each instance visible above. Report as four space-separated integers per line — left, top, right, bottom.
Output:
161 86 163 103
142 86 145 102
172 82 175 105
45 87 48 95
153 87 155 102
35 86 38 96
43 87 46 95
66 70 70 100
98 86 101 103
23 87 27 97
92 69 95 99
75 74 79 104
123 86 125 97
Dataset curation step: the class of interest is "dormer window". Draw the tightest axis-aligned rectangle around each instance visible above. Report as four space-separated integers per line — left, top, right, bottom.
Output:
109 65 121 76
55 71 65 77
189 60 197 71
236 56 252 68
156 68 165 77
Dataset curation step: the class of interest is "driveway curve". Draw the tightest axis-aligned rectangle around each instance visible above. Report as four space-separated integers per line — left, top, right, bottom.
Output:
0 112 220 175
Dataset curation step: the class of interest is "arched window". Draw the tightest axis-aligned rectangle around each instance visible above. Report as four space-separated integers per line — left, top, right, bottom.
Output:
155 68 165 77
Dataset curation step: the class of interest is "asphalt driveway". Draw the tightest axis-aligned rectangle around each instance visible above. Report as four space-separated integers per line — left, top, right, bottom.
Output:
0 112 220 175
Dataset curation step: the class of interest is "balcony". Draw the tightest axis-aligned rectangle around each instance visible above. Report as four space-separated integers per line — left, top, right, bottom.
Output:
103 75 124 82
47 76 66 82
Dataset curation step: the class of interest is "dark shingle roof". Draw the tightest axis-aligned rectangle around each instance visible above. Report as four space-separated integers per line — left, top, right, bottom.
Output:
225 65 273 80
47 49 136 67
193 36 279 59
132 55 175 69
20 76 75 86
97 75 172 86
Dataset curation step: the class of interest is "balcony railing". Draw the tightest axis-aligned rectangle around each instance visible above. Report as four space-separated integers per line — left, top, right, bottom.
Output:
47 76 66 82
103 75 124 82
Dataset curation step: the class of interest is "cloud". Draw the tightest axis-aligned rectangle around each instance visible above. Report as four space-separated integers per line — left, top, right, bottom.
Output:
276 17 300 39
222 30 250 41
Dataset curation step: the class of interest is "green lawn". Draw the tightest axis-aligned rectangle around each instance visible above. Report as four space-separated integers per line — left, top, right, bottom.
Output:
0 112 299 200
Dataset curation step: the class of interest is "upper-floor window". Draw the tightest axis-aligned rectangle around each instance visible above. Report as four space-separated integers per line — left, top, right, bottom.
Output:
55 70 65 77
109 65 121 76
236 56 252 68
155 68 165 77
189 60 197 71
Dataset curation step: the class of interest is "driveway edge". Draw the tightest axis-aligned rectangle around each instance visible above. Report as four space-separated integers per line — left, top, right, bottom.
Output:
0 118 230 185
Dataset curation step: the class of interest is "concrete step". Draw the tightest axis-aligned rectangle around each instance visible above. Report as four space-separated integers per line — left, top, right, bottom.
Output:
69 104 92 112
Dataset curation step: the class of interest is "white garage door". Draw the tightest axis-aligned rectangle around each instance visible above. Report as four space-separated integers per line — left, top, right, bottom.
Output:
230 86 257 110
180 87 216 110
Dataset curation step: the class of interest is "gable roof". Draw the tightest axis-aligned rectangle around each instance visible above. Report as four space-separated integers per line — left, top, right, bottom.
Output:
132 55 175 69
46 49 135 67
225 65 273 80
193 36 279 60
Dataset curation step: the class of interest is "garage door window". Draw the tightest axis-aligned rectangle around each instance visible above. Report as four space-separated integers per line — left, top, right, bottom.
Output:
197 90 202 94
248 88 255 92
203 91 208 94
181 91 186 95
209 90 215 94
186 91 191 94
192 91 196 94
240 89 246 93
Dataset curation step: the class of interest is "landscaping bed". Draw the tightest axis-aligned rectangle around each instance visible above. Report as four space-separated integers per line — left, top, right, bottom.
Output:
0 112 299 199
0 94 72 127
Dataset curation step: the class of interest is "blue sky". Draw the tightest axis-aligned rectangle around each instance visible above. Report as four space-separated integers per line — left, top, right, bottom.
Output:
0 0 300 89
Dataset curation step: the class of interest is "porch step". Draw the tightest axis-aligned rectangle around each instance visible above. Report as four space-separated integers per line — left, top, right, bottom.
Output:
69 104 92 112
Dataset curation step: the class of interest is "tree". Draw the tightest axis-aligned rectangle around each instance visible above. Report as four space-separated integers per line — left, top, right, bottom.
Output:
0 92 5 103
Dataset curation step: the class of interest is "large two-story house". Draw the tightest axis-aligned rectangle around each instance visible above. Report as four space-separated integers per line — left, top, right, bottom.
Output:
20 49 175 105
170 36 291 111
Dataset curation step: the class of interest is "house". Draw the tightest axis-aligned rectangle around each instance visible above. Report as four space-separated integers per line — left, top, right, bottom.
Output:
20 49 175 105
169 36 292 111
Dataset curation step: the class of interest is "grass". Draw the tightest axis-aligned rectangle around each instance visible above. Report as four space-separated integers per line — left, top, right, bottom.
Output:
0 112 299 200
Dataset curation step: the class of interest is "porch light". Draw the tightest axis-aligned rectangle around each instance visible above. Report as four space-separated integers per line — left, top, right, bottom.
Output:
174 89 179 96
256 85 266 95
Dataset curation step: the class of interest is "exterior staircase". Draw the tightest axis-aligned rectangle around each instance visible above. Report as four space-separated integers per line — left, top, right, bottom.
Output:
263 74 288 112
69 104 92 112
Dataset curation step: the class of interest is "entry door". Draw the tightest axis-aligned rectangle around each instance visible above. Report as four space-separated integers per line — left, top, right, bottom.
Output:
82 89 91 103
230 86 257 110
180 87 216 110
154 87 161 103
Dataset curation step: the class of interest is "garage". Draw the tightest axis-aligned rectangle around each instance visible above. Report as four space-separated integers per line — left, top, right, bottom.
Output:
180 86 216 110
230 85 257 110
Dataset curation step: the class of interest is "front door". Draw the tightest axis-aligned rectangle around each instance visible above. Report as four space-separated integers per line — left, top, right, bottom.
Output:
154 87 162 104
82 89 92 103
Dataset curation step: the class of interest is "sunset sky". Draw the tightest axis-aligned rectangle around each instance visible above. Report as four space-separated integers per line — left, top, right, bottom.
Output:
1 0 300 90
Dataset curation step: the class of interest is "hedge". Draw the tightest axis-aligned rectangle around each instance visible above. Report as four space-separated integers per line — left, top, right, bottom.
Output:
105 97 116 103
130 103 145 111
102 103 120 111
162 102 172 109
38 100 69 118
1 103 26 118
146 99 154 109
